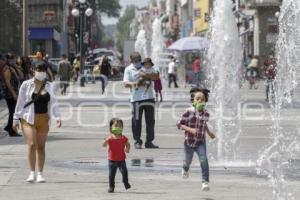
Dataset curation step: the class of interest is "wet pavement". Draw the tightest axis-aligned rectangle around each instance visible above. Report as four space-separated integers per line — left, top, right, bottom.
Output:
0 80 300 200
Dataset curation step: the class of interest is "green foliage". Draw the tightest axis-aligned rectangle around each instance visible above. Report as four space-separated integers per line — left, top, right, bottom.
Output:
116 5 136 53
94 0 122 17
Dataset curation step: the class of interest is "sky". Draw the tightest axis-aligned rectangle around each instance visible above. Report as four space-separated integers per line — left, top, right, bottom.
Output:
102 0 150 25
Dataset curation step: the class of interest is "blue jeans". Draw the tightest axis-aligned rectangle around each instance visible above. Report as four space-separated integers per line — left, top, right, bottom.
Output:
183 143 209 182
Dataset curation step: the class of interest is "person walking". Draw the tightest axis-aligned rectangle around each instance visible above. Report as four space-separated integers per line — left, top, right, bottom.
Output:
72 56 81 82
99 56 112 94
168 56 178 88
123 52 159 149
177 88 215 191
264 57 276 102
18 56 33 80
12 62 62 183
34 51 54 82
154 77 163 102
1 54 21 137
58 54 72 95
192 56 201 87
103 118 131 193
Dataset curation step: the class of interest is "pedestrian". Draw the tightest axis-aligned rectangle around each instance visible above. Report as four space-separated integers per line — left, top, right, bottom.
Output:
72 55 81 82
168 56 178 88
99 56 112 94
1 54 21 137
246 55 259 89
103 118 131 193
264 57 276 102
12 61 62 183
33 51 54 82
19 56 33 80
192 56 201 87
154 77 163 102
58 54 72 95
177 88 215 191
123 52 159 149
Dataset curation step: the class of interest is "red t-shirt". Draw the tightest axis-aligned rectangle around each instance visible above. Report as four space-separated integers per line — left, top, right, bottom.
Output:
192 59 201 73
107 135 128 161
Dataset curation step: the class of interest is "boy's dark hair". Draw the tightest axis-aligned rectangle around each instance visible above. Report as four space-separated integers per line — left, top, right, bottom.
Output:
190 87 210 102
109 118 123 131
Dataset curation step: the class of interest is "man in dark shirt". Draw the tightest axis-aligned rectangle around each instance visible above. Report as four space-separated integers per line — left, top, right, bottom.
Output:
58 54 72 95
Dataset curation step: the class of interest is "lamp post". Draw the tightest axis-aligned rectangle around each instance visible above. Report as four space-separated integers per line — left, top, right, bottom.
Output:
71 0 93 87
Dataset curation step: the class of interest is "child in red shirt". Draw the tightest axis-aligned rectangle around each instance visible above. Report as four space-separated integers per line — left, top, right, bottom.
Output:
103 118 131 193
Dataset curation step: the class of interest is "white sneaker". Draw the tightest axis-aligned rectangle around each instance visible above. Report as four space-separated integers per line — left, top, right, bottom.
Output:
202 182 210 191
36 172 46 183
181 169 189 179
26 171 35 183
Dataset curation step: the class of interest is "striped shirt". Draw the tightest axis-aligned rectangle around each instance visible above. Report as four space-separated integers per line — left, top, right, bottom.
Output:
177 107 209 148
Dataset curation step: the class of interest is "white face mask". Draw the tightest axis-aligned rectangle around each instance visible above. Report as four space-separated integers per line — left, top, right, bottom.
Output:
34 72 47 81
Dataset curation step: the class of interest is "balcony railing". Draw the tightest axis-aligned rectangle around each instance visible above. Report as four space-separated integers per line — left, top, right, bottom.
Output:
246 0 282 6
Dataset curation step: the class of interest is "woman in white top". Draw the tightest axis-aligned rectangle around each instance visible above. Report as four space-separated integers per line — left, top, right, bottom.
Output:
12 62 62 183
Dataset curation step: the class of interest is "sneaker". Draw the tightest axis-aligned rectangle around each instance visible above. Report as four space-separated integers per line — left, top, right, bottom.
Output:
124 183 131 190
26 172 35 183
181 169 189 179
134 143 142 149
108 187 114 193
202 182 210 191
36 172 46 183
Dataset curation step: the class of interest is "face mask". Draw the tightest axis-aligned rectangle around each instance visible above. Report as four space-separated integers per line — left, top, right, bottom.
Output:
35 72 47 81
134 62 142 70
111 127 123 135
193 102 206 112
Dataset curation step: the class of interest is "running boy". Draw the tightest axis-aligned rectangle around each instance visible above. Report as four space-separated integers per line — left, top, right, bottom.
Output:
177 89 215 191
103 118 131 193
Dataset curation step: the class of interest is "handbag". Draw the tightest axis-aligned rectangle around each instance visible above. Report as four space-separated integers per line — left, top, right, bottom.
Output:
23 80 47 109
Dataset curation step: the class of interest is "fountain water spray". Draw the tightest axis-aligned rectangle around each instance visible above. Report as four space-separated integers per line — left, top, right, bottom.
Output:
207 0 243 163
256 1 300 199
135 29 149 58
151 18 164 66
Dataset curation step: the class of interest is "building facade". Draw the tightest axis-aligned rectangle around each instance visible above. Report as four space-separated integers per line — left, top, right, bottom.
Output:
28 0 65 57
0 1 22 54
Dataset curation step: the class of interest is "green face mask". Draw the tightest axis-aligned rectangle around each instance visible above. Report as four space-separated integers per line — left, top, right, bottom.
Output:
112 127 123 135
193 102 206 112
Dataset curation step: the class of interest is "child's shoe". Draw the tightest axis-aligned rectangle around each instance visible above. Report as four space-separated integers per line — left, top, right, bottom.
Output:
108 187 114 193
202 182 210 191
36 172 46 183
124 183 131 190
181 169 189 179
26 171 35 183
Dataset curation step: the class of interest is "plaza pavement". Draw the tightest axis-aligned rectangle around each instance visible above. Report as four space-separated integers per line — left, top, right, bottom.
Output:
0 78 300 200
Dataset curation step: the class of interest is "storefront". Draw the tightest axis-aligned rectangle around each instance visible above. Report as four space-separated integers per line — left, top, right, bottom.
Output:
28 27 61 57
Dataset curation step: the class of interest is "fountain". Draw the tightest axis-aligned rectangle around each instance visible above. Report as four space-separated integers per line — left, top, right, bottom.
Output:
256 1 300 199
151 18 164 67
207 0 243 163
135 29 149 58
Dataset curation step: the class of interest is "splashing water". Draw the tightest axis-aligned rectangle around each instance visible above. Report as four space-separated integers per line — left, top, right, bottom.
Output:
151 18 164 66
135 29 149 58
256 1 300 199
207 0 243 163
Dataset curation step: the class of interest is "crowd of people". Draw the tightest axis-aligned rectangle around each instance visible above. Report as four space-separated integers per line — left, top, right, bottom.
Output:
0 49 279 194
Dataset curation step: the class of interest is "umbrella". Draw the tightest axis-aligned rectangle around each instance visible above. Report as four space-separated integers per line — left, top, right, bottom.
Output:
167 36 209 51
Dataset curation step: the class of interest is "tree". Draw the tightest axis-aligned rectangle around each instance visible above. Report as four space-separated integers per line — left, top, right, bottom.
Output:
116 5 136 53
94 0 122 17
